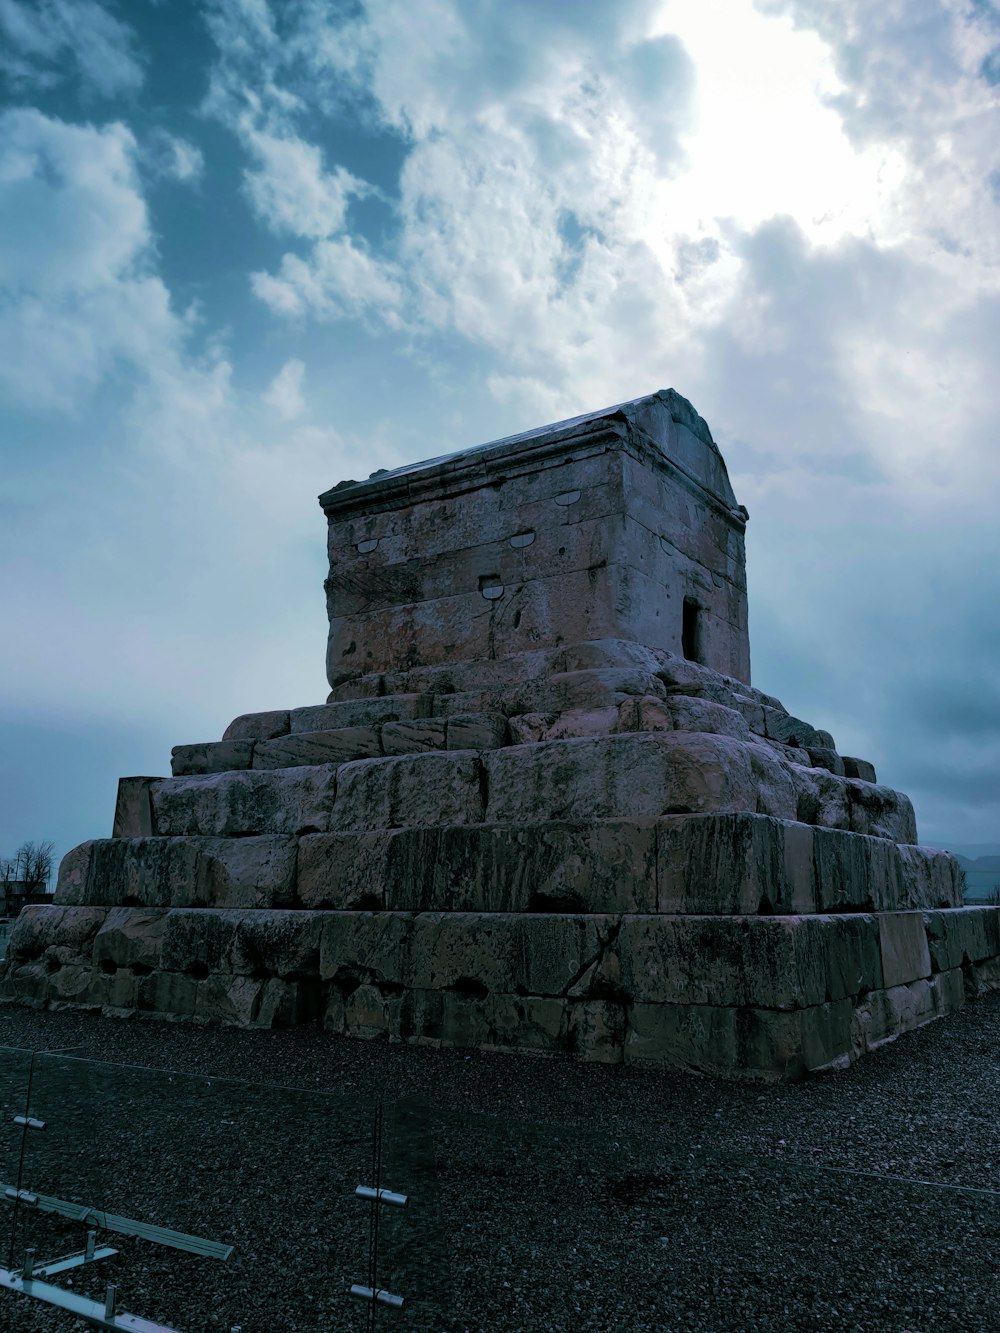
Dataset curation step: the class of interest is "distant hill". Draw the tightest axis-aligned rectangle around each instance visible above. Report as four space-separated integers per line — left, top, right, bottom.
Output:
954 853 1000 903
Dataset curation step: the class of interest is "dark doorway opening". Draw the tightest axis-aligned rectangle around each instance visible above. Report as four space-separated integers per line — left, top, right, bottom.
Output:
682 597 702 662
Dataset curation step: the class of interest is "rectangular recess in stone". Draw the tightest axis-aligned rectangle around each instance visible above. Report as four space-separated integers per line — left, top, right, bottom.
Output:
150 767 338 837
330 750 485 832
253 726 381 769
171 740 255 777
290 695 433 732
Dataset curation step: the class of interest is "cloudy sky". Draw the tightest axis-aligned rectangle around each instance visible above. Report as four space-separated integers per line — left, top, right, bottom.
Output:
1 0 998 877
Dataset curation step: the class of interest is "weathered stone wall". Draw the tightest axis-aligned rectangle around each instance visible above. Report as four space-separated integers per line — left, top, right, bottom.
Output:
320 390 750 688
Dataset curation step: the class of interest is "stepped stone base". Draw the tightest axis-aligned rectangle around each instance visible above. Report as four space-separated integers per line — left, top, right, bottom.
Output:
6 389 997 1079
5 898 999 1079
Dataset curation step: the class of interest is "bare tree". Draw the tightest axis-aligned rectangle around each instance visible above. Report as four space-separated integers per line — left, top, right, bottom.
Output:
3 840 55 891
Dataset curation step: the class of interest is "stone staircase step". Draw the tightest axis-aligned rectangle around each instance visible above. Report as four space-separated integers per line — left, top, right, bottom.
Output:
173 712 510 775
60 815 964 916
7 902 997 1075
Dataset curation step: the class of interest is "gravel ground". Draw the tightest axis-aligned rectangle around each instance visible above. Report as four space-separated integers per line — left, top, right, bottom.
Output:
0 998 999 1333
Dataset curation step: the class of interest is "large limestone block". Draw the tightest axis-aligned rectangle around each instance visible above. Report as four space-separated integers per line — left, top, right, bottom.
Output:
846 779 917 843
134 969 311 1026
484 732 757 823
298 818 658 914
326 445 618 566
656 814 815 915
113 777 157 838
230 910 324 978
291 696 433 731
171 741 255 777
663 696 751 740
331 751 484 831
799 914 884 1001
223 710 290 741
877 912 932 989
789 765 850 830
790 767 917 843
745 743 799 820
380 646 551 700
151 766 338 836
56 841 99 903
515 668 667 716
50 963 138 1011
612 915 827 1009
93 907 168 972
319 910 615 998
55 836 297 909
921 906 1000 971
810 828 918 914
381 719 447 755
136 970 202 1019
896 844 964 909
624 999 853 1079
852 970 965 1051
446 713 508 750
763 708 830 751
159 908 325 979
328 511 624 618
253 727 381 768
327 564 655 684
409 912 614 996
4 904 107 966
624 1001 741 1075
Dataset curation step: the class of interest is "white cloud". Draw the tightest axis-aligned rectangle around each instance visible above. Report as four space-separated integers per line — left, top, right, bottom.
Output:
262 358 306 419
143 128 205 184
0 109 186 414
243 130 368 238
0 0 144 96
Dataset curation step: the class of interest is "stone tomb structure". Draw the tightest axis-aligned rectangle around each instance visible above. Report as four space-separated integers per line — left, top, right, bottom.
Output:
6 389 1000 1078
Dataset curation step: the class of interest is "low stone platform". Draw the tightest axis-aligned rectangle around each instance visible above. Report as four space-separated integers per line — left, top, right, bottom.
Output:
4 389 997 1078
